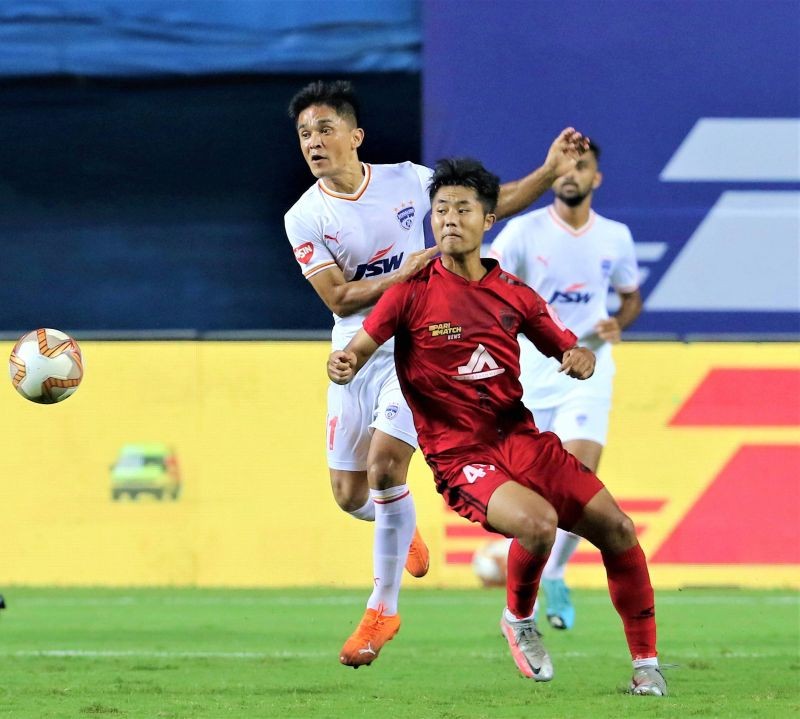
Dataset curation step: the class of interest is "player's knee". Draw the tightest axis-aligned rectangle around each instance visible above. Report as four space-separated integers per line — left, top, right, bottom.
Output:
516 507 558 554
330 477 368 513
366 455 404 490
605 511 637 550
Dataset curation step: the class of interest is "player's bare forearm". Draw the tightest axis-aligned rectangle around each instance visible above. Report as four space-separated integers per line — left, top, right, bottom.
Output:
615 289 642 330
495 166 557 220
309 247 438 317
558 346 595 379
596 289 642 342
318 273 399 317
495 128 588 221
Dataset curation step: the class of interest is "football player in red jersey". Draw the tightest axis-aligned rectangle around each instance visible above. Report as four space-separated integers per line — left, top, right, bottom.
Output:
327 158 667 696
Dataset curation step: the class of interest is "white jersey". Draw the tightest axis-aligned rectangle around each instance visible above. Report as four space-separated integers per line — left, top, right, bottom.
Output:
490 205 639 407
285 161 433 352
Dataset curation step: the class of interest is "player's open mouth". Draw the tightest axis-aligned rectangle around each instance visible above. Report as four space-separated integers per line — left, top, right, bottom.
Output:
311 154 326 162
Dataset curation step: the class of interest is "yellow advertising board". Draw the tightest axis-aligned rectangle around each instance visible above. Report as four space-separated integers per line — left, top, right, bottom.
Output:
1 341 797 589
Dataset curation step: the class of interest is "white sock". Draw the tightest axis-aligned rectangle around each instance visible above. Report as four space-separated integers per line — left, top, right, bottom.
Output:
504 607 534 623
633 657 659 669
348 497 375 522
541 529 581 581
366 485 416 615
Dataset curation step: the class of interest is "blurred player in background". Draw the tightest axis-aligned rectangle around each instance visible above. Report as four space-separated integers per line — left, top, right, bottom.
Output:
489 140 642 630
327 158 666 695
284 80 588 666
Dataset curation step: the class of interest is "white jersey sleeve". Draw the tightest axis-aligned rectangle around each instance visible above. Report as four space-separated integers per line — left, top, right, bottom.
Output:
284 200 338 280
412 163 434 197
488 217 527 274
611 225 639 293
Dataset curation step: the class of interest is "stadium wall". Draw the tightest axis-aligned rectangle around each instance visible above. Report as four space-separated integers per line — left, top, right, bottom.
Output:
1 341 797 589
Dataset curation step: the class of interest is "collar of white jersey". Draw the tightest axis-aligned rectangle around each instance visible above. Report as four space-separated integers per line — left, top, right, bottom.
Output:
318 163 372 201
547 205 596 236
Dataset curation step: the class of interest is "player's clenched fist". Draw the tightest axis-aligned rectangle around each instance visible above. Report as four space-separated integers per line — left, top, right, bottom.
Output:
558 346 595 380
328 350 358 385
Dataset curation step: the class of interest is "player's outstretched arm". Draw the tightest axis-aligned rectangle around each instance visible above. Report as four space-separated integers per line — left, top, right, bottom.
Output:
494 128 588 221
310 247 438 317
327 328 381 385
558 346 595 379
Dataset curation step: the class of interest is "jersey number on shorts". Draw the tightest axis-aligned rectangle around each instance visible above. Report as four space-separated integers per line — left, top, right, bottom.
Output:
462 464 496 484
327 416 338 450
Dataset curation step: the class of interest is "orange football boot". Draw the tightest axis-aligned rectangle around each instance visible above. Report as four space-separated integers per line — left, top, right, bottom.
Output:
405 526 430 578
339 607 401 667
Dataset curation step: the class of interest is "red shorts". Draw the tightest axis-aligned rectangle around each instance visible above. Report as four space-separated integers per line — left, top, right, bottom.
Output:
426 425 605 533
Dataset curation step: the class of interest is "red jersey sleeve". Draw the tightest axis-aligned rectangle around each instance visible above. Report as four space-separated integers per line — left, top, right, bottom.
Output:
363 282 411 345
519 292 578 359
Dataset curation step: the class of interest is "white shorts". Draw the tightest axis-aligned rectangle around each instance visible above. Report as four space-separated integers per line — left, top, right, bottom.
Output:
326 349 418 471
532 394 611 446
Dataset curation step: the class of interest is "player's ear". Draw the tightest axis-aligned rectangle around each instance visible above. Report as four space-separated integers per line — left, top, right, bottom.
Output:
484 213 496 231
592 171 603 190
351 127 364 150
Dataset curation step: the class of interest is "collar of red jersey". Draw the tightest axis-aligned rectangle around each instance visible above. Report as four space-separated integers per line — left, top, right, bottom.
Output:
433 257 501 284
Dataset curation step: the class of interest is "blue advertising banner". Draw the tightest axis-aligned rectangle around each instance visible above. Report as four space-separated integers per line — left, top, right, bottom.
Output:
422 0 800 338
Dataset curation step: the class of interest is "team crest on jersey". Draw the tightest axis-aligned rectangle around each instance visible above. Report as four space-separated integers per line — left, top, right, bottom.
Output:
499 311 516 332
601 258 612 277
385 403 398 420
395 202 415 230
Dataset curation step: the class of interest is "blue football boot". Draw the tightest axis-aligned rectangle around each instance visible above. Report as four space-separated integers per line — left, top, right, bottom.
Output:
541 578 575 630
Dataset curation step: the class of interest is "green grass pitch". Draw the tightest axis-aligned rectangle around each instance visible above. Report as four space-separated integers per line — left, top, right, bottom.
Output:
0 587 796 718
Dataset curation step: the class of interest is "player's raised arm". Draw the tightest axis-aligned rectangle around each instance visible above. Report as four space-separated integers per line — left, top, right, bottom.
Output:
327 328 381 384
494 128 588 220
310 247 438 317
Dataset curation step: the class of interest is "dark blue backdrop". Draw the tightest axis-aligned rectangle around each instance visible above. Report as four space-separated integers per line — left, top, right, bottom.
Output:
423 0 800 337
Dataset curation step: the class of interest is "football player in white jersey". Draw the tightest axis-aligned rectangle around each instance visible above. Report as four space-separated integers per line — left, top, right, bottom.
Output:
490 140 643 631
284 80 588 666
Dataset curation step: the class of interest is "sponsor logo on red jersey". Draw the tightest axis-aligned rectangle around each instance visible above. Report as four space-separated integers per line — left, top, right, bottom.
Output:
294 242 314 264
453 344 505 381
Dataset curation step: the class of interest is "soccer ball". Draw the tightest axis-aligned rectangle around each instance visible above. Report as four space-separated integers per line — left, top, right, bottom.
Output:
472 538 512 587
9 328 83 404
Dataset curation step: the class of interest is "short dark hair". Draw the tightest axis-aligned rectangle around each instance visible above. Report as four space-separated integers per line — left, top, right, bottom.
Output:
428 158 500 214
587 139 601 160
288 80 360 126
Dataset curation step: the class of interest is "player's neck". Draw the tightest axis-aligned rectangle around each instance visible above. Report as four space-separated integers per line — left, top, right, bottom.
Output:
554 199 592 229
320 160 366 195
441 252 487 282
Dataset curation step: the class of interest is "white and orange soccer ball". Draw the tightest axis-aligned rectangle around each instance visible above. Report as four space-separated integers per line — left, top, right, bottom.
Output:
472 537 512 587
9 328 83 404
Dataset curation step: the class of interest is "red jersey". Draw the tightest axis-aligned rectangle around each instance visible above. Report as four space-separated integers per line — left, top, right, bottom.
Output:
363 258 577 458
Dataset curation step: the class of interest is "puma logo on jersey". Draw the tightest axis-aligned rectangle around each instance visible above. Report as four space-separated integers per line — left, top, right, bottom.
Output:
324 232 342 244
453 344 505 381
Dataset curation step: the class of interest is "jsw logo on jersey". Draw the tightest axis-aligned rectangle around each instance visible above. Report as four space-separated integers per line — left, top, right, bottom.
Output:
352 244 405 280
549 283 593 304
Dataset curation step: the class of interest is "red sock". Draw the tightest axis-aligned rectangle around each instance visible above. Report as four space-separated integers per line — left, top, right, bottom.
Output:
506 538 548 619
602 543 658 659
